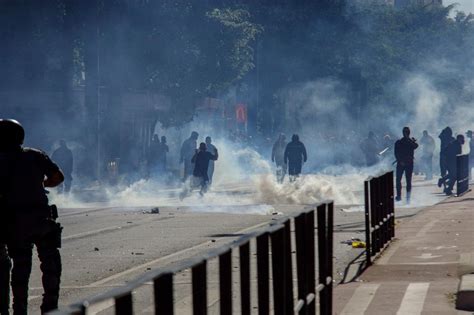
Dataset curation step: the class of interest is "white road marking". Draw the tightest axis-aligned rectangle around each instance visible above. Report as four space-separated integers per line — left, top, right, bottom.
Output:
63 226 122 240
414 219 438 239
340 284 380 315
417 245 456 251
396 283 430 315
412 253 442 259
85 221 270 288
385 261 457 265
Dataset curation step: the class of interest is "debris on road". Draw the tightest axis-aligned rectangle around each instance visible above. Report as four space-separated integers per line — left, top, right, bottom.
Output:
142 207 160 214
340 238 366 248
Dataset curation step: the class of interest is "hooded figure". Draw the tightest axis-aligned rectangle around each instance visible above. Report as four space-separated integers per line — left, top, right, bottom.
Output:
52 140 73 193
438 135 464 195
467 130 473 179
205 136 217 184
159 136 169 172
284 134 307 181
439 127 455 178
180 131 199 181
360 131 379 166
192 142 218 195
272 133 287 183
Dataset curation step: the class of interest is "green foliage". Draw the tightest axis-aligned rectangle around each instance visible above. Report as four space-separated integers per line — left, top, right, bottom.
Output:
249 0 474 126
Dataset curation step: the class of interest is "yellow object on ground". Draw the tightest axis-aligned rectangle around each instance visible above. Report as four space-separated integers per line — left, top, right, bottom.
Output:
352 241 366 248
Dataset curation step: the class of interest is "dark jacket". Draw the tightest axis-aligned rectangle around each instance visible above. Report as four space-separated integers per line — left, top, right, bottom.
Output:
394 137 418 165
0 147 60 211
439 128 455 156
180 138 197 162
192 150 218 181
446 140 462 166
284 141 307 164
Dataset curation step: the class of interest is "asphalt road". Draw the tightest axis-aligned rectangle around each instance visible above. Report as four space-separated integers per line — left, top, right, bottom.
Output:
23 176 446 313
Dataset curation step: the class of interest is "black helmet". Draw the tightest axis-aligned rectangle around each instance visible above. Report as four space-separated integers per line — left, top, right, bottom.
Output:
0 119 25 148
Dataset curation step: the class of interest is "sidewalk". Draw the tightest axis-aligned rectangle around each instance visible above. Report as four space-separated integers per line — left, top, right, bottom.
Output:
334 189 474 314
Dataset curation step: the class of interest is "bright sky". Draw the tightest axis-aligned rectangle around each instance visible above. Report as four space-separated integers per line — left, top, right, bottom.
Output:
444 0 474 14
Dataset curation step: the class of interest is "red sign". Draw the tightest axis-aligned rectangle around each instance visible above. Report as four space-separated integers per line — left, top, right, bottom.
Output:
235 104 247 123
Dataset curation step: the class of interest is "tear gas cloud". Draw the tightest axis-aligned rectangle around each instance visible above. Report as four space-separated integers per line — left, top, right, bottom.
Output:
48 65 474 214
6 3 474 215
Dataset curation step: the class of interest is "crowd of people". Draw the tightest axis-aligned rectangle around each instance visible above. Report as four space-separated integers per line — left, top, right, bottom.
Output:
270 126 473 202
0 117 473 314
178 132 219 199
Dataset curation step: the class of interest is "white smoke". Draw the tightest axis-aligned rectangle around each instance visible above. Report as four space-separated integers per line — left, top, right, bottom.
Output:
49 71 472 214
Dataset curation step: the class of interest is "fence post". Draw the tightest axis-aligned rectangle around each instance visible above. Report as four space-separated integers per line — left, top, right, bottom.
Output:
257 233 269 315
240 242 251 315
381 173 388 247
295 213 307 314
219 250 232 315
364 180 372 266
115 292 133 315
192 261 207 315
369 178 377 256
327 202 334 315
283 220 294 314
389 171 395 238
271 226 286 315
154 273 174 315
377 176 383 252
305 210 316 315
317 204 328 315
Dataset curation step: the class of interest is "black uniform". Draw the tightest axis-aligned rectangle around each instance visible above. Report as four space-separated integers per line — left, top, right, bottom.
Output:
0 151 11 315
148 137 161 171
180 138 197 181
1 147 63 314
0 244 10 315
440 140 462 194
192 150 218 190
284 140 307 176
394 137 418 200
439 128 455 178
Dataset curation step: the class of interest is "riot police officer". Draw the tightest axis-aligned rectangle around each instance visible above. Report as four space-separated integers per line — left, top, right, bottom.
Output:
0 244 11 315
0 119 64 314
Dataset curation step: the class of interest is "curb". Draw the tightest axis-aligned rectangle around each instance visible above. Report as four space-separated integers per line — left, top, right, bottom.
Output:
458 253 474 277
456 274 474 311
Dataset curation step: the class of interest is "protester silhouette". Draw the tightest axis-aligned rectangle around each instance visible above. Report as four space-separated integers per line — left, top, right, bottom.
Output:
180 131 198 181
272 133 287 183
419 130 435 180
284 134 307 182
394 127 418 203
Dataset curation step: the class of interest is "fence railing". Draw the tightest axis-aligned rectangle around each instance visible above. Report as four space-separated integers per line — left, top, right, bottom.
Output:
364 171 395 266
50 202 334 315
457 154 470 196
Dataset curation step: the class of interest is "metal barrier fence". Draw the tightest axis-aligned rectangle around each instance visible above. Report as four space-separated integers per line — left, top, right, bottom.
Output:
51 202 334 315
456 154 470 196
364 171 395 266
